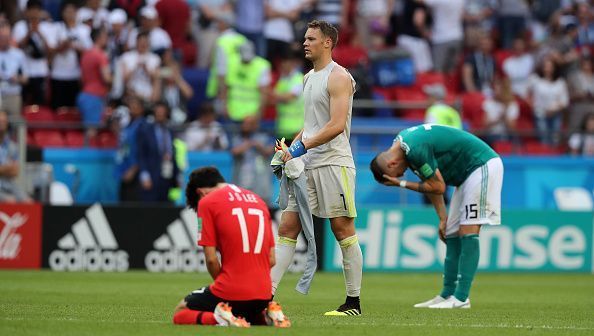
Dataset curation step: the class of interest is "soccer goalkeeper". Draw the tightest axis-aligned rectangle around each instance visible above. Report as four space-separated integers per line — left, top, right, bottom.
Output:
370 125 504 309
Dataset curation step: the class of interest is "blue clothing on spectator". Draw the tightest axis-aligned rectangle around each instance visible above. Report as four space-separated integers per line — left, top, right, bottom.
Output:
77 92 105 127
115 117 145 179
137 121 178 202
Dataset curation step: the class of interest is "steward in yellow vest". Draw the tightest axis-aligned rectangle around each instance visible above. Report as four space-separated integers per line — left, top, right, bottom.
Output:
225 41 271 121
273 50 304 141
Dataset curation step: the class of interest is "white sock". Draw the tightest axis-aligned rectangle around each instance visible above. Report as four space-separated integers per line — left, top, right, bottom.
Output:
339 235 363 297
270 236 297 295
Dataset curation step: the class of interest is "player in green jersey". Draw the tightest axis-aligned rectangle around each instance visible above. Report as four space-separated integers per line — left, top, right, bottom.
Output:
370 124 504 309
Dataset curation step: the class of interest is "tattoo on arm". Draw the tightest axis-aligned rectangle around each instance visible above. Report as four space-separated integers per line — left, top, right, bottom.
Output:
418 182 426 193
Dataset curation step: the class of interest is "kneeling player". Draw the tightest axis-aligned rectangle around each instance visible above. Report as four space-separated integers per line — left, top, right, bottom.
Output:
172 167 290 327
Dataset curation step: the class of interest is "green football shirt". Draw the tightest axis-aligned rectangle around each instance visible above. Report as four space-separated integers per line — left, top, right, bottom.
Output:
396 124 499 186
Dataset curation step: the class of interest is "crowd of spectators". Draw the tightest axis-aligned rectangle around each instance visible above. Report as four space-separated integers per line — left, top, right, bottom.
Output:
1 0 594 204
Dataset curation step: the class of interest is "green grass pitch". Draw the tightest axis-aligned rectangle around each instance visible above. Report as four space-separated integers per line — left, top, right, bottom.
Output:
1 271 593 335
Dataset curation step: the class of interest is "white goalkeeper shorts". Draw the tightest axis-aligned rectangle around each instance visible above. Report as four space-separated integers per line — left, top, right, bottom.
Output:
284 165 357 219
446 157 503 236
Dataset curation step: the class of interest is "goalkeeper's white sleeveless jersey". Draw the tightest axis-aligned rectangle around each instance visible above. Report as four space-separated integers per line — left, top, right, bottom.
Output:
301 61 356 169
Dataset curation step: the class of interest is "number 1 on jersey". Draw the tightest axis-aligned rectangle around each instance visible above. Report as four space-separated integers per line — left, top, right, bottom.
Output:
231 207 265 254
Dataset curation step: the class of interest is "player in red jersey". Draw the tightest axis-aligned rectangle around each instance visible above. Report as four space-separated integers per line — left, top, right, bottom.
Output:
172 167 290 328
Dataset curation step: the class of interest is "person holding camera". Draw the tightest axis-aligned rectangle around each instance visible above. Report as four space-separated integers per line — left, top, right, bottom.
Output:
12 0 54 106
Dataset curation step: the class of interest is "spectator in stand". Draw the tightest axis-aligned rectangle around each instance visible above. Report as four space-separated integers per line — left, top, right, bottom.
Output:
567 56 594 132
13 0 54 106
194 0 233 68
0 110 31 203
183 102 229 151
155 0 190 57
502 37 535 99
313 0 349 29
462 33 496 95
462 0 496 49
50 2 92 112
78 27 112 138
272 48 304 143
527 57 569 145
574 2 594 49
423 83 462 129
538 12 580 77
0 2 20 25
264 0 303 64
224 41 271 122
114 95 145 202
529 0 563 45
205 11 247 111
108 0 145 24
568 112 594 156
0 24 27 118
230 115 274 205
120 31 161 102
397 0 433 73
354 0 392 50
496 0 531 50
235 0 266 57
480 78 519 145
137 101 178 203
127 6 172 54
158 49 194 125
81 0 110 29
415 0 464 74
106 8 130 63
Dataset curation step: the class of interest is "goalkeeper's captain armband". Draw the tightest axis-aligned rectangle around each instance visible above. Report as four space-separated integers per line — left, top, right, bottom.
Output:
288 140 307 158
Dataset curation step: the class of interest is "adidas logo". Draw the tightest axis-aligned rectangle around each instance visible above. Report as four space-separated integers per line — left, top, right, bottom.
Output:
48 204 129 272
145 208 207 273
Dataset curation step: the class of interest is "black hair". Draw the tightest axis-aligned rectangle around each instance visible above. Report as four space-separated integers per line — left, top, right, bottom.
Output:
137 30 149 41
185 167 226 212
26 0 43 10
370 155 388 184
153 100 170 117
90 27 105 43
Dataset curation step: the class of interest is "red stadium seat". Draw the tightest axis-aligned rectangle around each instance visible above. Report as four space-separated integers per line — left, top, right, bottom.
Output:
32 130 65 147
492 140 515 155
393 86 427 119
23 105 54 122
522 141 561 155
96 131 118 148
332 46 368 69
64 130 85 148
461 92 485 130
414 72 446 91
55 108 82 124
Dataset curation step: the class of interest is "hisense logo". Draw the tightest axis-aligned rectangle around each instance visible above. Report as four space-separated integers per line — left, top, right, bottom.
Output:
48 204 129 272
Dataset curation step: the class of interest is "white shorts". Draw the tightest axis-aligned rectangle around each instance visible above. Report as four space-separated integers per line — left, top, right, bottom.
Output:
284 166 357 219
446 157 503 236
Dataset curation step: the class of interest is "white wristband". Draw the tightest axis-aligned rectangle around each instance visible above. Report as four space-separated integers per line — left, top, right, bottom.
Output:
399 180 407 188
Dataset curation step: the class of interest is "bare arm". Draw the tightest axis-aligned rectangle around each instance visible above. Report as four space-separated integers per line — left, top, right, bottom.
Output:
301 69 352 150
204 246 220 280
426 192 448 242
382 169 447 195
269 247 276 268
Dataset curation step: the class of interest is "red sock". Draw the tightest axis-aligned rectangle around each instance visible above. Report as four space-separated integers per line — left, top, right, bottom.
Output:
173 309 217 325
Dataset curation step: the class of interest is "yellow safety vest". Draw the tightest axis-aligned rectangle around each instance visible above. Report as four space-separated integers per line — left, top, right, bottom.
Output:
275 71 304 139
425 104 463 129
206 33 247 98
226 57 270 121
